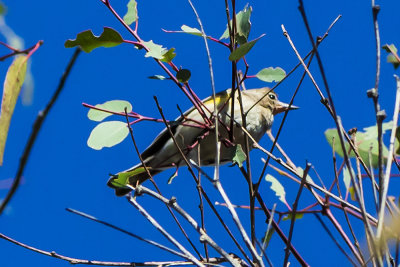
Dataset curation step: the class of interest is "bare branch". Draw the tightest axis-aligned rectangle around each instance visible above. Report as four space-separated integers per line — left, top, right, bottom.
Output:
66 208 186 259
127 196 205 267
0 232 200 266
132 186 242 267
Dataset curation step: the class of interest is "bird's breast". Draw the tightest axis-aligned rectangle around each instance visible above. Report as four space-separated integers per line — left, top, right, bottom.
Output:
231 106 273 142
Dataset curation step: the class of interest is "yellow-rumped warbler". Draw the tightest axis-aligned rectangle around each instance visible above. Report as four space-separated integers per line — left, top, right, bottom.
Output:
108 87 297 195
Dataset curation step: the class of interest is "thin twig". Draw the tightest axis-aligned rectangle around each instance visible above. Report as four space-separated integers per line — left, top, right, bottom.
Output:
241 122 377 223
255 193 309 266
100 0 211 126
281 24 326 101
283 163 311 266
282 14 378 259
162 29 229 48
155 95 260 266
225 0 237 144
266 131 296 169
213 174 264 267
123 109 204 259
155 98 254 265
246 21 344 227
190 163 255 266
0 232 199 266
224 0 258 250
325 209 364 265
133 186 241 267
332 141 365 260
186 1 217 261
369 147 379 213
329 202 377 226
127 196 205 267
254 36 320 191
336 118 376 260
298 0 376 181
260 203 277 259
195 148 209 261
376 76 400 239
66 208 186 258
313 215 358 267
369 1 385 219
372 2 381 91
0 47 79 215
0 41 42 62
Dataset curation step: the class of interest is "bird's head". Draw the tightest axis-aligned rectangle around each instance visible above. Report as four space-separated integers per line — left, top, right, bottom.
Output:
263 90 299 115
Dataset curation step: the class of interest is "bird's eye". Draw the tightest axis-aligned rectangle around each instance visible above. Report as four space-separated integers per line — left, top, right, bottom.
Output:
268 94 276 100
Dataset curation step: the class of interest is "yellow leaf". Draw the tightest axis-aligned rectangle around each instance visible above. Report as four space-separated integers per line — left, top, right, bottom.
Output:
0 55 28 165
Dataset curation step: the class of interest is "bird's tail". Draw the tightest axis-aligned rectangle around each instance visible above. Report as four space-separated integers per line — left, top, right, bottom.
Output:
107 164 161 196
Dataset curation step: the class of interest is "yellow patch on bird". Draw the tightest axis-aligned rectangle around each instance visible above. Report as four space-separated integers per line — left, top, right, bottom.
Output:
203 92 230 109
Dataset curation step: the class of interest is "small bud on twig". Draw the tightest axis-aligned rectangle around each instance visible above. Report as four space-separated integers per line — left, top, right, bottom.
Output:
348 127 357 135
367 88 378 98
377 110 387 121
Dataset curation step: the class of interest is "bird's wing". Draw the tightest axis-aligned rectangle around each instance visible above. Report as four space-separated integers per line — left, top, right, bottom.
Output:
140 89 232 160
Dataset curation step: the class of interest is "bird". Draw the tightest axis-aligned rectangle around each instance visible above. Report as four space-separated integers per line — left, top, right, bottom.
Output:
108 87 297 195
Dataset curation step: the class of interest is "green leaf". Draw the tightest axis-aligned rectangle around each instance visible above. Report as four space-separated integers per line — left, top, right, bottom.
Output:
123 0 138 25
181 25 202 36
65 27 124 53
87 121 130 150
143 40 167 60
383 44 398 54
220 5 252 45
0 56 28 165
358 132 388 168
160 48 176 63
261 228 275 249
176 69 191 83
256 67 286 83
87 100 132 122
396 127 400 155
282 213 304 221
296 167 314 183
265 174 286 204
382 44 400 69
325 128 347 157
231 144 246 167
325 124 391 168
349 186 356 201
228 35 264 61
387 55 400 69
343 165 355 191
362 121 393 139
148 75 168 80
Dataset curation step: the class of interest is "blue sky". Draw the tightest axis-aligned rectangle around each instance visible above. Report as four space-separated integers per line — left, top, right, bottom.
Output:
1 0 400 266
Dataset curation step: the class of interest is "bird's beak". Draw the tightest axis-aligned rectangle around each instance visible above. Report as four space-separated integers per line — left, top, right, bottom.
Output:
273 101 299 115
